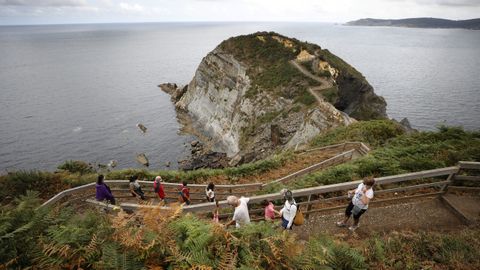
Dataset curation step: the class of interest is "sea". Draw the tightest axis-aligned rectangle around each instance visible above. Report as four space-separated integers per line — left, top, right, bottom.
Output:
1 22 479 171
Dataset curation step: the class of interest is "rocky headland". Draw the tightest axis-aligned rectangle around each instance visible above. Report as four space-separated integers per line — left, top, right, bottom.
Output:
346 17 480 30
160 32 387 168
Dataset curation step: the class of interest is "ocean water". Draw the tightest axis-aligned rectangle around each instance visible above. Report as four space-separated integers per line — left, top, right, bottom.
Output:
1 22 479 171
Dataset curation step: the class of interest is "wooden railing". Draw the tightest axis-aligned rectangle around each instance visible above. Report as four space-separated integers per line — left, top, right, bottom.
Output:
80 161 479 224
41 142 370 208
178 165 460 215
446 161 480 192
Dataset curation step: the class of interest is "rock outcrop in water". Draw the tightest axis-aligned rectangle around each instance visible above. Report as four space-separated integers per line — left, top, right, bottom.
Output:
160 32 387 164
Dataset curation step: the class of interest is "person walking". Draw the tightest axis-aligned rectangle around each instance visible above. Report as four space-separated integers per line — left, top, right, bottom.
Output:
129 175 146 200
279 190 297 230
261 199 277 221
205 182 215 202
336 177 375 231
225 195 250 228
212 200 220 223
153 176 166 202
95 174 115 205
179 181 191 205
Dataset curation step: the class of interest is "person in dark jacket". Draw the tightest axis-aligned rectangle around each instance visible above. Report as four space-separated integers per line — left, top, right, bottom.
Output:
96 174 115 204
129 175 146 200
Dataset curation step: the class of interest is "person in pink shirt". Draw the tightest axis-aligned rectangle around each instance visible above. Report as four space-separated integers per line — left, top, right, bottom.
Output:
261 200 277 221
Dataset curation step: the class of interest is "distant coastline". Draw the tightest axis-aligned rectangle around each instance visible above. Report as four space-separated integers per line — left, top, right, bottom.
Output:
346 17 480 30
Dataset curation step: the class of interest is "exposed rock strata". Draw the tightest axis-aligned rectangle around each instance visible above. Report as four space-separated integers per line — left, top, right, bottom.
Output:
160 32 387 164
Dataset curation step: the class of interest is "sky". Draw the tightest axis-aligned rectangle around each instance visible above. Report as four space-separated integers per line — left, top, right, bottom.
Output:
0 0 479 25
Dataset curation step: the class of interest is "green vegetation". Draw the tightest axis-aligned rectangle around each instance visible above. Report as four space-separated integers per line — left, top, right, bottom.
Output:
311 120 405 148
287 121 480 190
57 160 95 174
299 60 315 74
0 152 294 199
363 230 480 269
0 171 64 203
2 192 479 269
294 90 316 106
322 86 339 104
1 121 480 268
220 33 302 94
316 49 364 80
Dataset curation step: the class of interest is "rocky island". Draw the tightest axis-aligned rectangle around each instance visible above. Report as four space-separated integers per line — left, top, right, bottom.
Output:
160 32 387 168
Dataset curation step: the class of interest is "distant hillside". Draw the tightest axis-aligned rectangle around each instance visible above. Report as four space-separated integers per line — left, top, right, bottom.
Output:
346 18 480 30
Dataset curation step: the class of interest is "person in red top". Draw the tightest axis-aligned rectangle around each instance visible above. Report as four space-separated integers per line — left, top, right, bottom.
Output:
153 176 166 202
179 181 191 205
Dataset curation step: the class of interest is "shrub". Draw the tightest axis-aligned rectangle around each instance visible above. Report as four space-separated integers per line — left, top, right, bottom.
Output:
310 120 405 148
0 170 63 201
322 86 339 104
294 90 316 106
57 160 95 174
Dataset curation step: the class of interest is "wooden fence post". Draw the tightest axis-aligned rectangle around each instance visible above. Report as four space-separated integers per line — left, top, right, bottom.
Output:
441 171 456 193
305 194 313 219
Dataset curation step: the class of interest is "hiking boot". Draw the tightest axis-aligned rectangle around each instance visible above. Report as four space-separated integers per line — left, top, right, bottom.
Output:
348 225 358 232
336 221 347 227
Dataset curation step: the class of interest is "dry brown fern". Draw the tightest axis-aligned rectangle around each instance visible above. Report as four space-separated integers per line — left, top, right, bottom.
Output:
217 246 238 270
189 265 214 270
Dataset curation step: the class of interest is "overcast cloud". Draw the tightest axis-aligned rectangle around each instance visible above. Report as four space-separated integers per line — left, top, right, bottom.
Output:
0 0 479 25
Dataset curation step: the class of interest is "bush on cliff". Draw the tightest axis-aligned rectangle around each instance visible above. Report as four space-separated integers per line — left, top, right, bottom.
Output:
57 160 95 175
288 122 480 189
310 119 406 148
0 171 64 203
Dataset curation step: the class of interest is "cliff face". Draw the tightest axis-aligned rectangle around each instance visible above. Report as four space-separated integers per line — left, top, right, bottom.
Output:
161 32 387 163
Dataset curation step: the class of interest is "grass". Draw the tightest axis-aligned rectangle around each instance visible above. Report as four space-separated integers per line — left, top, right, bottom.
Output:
294 90 316 106
271 121 480 191
310 119 406 148
219 32 312 98
57 160 95 175
0 151 295 201
322 86 339 104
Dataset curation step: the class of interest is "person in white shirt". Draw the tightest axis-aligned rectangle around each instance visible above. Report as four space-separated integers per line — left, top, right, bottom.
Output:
336 177 375 231
225 195 250 228
279 190 297 230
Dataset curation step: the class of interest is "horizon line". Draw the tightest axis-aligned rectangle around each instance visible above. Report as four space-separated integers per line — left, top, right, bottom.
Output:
0 20 343 27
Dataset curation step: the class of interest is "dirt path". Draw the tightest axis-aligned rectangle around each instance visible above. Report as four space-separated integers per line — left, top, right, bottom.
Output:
442 193 480 223
290 60 333 89
209 146 349 185
293 196 469 240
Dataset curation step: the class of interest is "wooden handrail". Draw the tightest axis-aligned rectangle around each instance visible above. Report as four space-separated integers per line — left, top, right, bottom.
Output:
458 161 480 170
42 142 369 208
262 149 355 187
162 166 460 213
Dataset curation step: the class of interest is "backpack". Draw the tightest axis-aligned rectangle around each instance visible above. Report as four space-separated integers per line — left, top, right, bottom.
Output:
293 204 304 226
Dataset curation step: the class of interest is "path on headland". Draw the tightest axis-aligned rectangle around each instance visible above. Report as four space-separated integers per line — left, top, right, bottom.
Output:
290 60 333 90
290 60 354 124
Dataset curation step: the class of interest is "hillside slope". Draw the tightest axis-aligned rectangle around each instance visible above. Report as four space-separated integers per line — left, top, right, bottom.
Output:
161 32 387 163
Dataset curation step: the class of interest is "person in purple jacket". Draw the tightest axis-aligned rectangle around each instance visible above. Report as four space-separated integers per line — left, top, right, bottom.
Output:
96 174 115 204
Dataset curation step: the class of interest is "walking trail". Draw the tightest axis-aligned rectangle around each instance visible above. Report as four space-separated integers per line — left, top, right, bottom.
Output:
292 193 480 240
289 60 333 104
